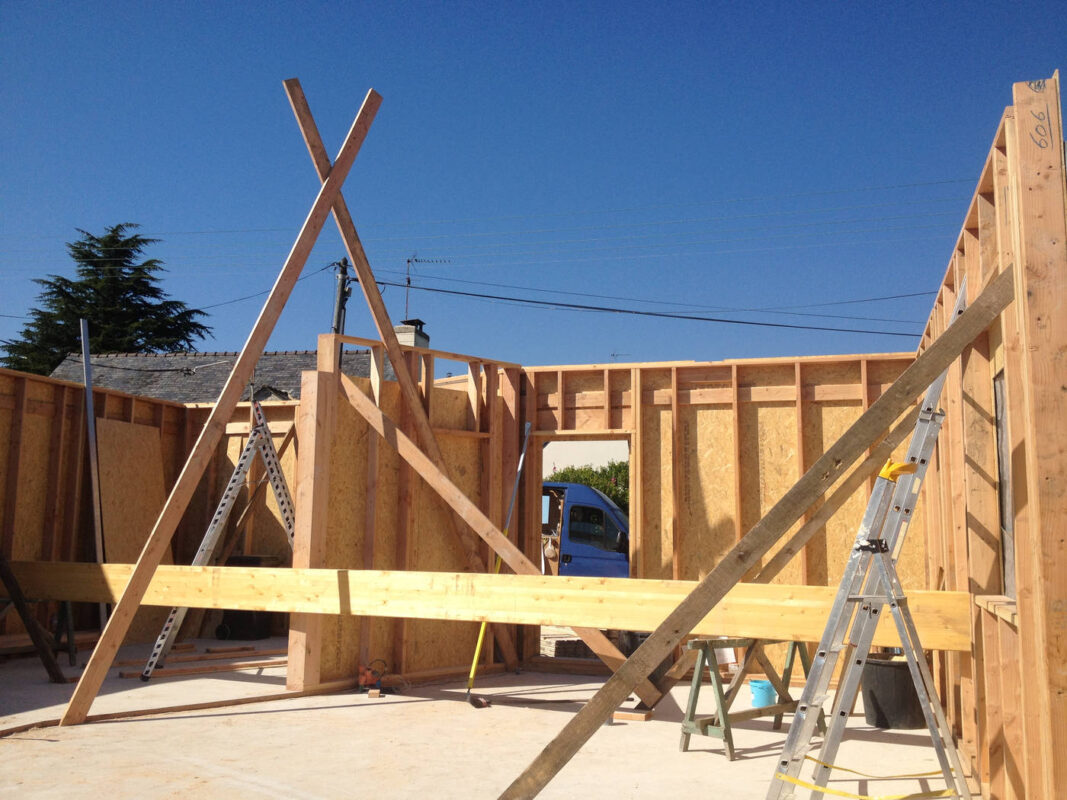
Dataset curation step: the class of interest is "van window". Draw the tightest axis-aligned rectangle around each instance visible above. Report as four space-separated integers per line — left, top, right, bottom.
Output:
569 505 623 552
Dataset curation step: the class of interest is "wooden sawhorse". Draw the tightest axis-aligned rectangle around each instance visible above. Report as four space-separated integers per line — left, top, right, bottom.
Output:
679 637 825 759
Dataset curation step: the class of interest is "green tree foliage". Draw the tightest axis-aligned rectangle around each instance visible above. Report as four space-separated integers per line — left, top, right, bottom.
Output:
1 223 212 375
547 459 629 514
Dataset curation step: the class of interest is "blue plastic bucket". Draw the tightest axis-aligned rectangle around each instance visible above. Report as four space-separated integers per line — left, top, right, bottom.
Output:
750 679 776 708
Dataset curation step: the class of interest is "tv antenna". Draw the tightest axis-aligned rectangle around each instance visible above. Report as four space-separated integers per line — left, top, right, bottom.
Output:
405 255 450 318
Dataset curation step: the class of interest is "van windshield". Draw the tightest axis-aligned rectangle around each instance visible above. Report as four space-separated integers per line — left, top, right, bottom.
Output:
591 486 628 529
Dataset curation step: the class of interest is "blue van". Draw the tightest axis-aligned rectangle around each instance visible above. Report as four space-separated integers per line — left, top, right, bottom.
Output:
541 482 629 578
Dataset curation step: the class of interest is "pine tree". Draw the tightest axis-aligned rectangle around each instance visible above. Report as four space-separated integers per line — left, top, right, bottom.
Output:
1 223 211 374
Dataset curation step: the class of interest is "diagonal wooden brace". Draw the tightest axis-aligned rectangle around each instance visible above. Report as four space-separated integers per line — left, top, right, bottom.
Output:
59 87 383 727
339 375 665 707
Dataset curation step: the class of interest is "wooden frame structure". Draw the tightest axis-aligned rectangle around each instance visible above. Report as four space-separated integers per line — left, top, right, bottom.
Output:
0 71 1062 799
915 73 1066 800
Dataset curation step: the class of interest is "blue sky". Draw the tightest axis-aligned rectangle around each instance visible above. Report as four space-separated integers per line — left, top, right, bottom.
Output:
1 2 1062 369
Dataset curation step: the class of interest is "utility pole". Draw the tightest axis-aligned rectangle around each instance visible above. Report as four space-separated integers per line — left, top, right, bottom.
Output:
330 258 352 370
331 258 352 335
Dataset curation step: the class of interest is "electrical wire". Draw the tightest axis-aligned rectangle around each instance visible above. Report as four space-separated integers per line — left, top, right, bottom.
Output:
373 279 920 339
372 268 932 325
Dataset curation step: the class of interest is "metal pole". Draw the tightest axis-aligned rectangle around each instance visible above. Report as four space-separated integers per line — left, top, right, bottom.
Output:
79 319 108 629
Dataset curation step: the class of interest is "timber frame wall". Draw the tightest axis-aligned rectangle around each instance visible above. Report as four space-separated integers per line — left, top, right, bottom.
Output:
515 355 922 661
0 367 297 639
917 74 1066 799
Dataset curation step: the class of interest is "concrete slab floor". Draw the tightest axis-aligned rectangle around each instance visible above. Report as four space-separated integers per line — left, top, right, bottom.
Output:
1 639 964 799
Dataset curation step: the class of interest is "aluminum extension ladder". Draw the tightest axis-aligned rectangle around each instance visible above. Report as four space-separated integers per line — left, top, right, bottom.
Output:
140 401 294 680
767 288 971 800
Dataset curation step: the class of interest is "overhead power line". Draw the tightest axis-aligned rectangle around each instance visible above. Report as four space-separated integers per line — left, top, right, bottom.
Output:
374 280 920 340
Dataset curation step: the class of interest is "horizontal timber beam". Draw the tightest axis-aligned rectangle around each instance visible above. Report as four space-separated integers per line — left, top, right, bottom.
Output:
10 562 971 651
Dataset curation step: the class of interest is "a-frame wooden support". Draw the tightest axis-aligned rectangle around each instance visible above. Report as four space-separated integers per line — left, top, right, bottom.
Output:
283 79 518 672
285 80 662 703
500 265 1016 799
60 86 383 726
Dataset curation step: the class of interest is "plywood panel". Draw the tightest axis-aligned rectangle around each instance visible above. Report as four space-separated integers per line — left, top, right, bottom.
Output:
12 380 53 562
808 401 866 586
740 402 801 584
405 383 482 672
320 388 369 680
678 405 736 580
96 417 171 644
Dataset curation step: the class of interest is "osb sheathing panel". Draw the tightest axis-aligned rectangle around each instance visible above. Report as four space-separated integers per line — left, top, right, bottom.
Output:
11 380 53 562
96 417 172 644
369 381 402 668
804 400 865 586
0 370 185 636
739 401 802 584
405 384 482 672
311 379 484 679
320 388 369 680
678 405 736 580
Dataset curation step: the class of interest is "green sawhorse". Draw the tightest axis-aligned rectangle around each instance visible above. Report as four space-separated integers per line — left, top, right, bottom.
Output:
679 637 825 759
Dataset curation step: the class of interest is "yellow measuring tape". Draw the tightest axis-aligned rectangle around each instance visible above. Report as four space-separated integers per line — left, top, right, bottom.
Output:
772 756 959 800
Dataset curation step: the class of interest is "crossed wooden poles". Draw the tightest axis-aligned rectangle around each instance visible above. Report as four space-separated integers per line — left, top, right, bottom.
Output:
61 78 663 726
60 80 1017 800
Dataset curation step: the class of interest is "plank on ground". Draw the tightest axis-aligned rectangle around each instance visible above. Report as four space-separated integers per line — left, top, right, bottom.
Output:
10 562 971 651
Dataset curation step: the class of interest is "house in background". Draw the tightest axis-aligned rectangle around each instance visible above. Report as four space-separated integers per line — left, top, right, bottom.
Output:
47 321 429 403
50 349 395 403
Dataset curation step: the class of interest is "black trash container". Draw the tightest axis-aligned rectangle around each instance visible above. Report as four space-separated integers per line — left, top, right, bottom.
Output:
861 654 926 729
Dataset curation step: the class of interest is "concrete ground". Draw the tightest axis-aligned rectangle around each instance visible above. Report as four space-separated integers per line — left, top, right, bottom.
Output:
1 636 963 799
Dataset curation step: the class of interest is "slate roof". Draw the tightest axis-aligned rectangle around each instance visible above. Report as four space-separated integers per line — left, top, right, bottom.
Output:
49 350 396 403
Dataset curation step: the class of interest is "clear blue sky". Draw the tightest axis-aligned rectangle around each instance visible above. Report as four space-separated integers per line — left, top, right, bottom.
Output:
1 2 1062 370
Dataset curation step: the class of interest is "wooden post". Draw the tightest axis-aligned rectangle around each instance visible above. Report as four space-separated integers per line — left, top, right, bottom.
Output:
287 340 339 690
1007 73 1067 799
500 266 1015 800
59 86 382 726
669 367 682 579
358 344 383 669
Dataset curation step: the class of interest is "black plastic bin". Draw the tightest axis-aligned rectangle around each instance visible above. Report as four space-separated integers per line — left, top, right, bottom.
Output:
861 655 926 729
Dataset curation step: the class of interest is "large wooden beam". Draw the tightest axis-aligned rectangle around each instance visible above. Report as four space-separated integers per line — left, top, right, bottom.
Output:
58 87 383 727
339 374 665 706
9 562 971 651
1008 73 1067 798
501 265 1015 799
283 79 519 670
